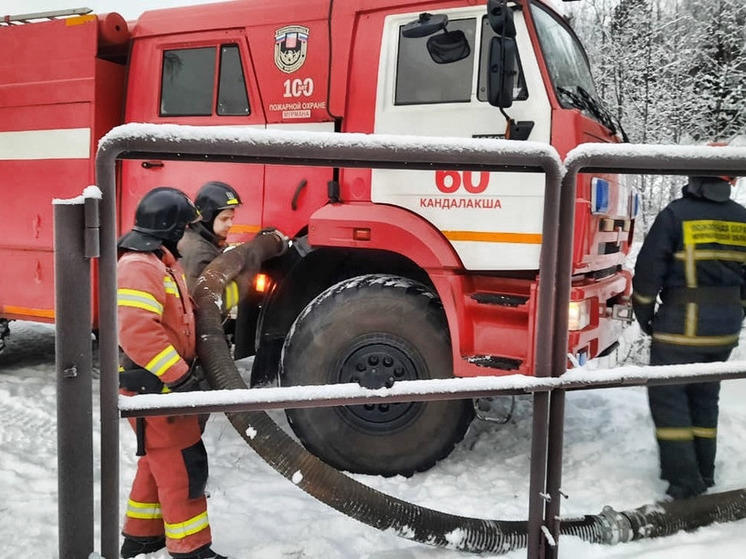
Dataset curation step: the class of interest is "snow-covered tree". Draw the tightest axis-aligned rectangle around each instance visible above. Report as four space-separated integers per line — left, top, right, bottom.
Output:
566 0 746 223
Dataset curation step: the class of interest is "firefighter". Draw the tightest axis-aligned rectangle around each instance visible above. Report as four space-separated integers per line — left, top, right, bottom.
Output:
632 169 746 500
178 180 289 332
117 187 228 559
179 181 242 294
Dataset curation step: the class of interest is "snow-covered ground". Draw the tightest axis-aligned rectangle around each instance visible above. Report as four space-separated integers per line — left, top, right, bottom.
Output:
2 320 746 559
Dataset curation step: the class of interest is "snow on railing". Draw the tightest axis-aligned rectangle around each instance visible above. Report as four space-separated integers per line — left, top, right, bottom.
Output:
119 360 746 417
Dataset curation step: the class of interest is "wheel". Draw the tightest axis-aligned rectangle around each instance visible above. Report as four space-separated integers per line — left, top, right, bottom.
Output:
281 274 473 476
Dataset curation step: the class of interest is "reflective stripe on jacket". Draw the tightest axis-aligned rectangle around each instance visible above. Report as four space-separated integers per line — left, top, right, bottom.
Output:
117 247 195 384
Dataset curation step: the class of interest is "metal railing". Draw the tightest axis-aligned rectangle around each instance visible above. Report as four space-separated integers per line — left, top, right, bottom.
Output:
94 124 563 559
53 126 746 558
541 142 746 559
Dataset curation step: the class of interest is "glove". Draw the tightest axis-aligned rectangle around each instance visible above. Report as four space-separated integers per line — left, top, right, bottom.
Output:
257 227 291 255
166 363 211 392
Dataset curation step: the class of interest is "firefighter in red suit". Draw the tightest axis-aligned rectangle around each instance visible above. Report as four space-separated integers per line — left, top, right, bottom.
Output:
117 187 227 559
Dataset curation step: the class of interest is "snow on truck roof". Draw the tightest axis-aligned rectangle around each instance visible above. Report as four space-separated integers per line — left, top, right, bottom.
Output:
131 0 329 37
130 0 527 38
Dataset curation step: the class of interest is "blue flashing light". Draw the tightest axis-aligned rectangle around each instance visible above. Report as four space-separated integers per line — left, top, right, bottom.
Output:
591 178 610 215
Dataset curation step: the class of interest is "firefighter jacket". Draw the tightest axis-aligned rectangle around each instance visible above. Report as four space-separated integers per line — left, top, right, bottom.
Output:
178 224 241 312
632 178 746 349
117 247 196 387
179 224 220 291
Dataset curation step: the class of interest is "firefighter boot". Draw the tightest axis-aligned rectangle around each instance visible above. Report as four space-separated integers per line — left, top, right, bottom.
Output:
171 543 228 559
658 439 707 499
120 535 166 558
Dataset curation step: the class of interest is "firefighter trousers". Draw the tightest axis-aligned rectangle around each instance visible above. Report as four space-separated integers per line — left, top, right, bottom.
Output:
648 342 729 497
123 414 212 555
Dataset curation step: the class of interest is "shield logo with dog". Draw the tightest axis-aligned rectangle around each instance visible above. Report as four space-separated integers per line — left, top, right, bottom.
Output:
274 25 309 74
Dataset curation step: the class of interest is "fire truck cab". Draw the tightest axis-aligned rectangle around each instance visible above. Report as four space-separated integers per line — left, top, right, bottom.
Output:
0 0 635 476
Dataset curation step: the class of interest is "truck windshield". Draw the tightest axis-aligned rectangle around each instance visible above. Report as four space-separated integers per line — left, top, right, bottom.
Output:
531 5 595 100
531 4 621 135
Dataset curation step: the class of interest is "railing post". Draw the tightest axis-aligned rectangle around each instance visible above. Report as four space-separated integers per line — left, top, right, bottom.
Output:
543 391 565 559
542 146 581 558
527 164 564 559
96 151 120 559
527 392 551 558
54 193 96 558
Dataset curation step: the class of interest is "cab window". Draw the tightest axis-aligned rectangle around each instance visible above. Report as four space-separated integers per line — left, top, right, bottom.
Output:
395 19 476 105
160 44 250 117
217 45 250 116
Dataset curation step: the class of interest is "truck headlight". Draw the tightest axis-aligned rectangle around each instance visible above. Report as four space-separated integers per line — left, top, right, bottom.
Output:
568 299 592 331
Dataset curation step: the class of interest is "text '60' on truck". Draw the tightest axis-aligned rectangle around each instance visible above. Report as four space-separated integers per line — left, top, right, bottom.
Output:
0 0 635 475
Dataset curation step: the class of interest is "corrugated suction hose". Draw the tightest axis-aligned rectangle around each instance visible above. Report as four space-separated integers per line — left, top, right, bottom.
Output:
194 237 746 553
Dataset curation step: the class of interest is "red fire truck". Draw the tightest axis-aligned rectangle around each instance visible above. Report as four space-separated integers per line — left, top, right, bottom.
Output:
0 0 635 475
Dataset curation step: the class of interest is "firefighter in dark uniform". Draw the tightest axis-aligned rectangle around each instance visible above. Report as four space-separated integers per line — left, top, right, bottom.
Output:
632 173 746 500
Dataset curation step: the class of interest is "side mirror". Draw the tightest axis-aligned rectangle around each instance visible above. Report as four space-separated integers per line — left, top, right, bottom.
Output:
426 30 471 64
487 0 516 38
487 36 517 108
402 12 448 38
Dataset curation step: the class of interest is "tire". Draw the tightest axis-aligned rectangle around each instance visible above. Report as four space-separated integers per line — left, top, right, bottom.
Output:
281 274 474 476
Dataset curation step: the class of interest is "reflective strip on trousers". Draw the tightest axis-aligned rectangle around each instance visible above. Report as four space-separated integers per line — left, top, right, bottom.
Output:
693 426 717 438
656 427 694 441
164 511 209 540
125 499 162 520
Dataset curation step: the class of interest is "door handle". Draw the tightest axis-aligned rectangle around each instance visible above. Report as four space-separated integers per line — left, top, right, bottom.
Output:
141 161 164 169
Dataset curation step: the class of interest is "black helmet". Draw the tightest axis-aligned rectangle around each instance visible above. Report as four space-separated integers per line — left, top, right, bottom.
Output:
118 187 200 252
195 181 242 226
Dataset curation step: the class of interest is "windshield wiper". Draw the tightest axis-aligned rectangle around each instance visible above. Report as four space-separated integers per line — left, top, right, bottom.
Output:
577 86 629 142
557 86 587 111
557 86 629 143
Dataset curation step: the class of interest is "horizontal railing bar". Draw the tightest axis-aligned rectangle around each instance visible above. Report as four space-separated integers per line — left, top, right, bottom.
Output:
100 124 561 174
120 151 545 173
120 361 746 418
564 143 746 176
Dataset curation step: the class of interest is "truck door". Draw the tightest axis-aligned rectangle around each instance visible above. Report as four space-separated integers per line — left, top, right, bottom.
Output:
372 6 551 271
122 31 265 241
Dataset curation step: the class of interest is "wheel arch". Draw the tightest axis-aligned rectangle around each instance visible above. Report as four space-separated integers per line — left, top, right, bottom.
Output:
308 202 463 271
